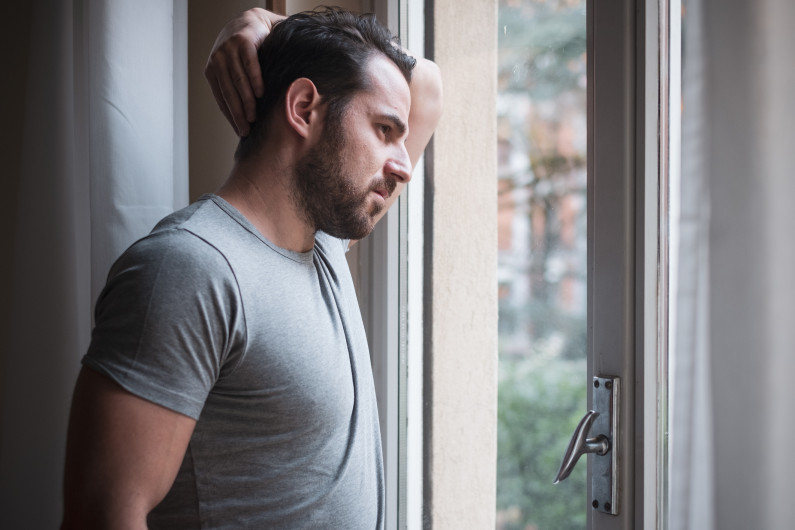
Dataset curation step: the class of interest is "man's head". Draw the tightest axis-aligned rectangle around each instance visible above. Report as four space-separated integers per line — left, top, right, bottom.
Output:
290 51 411 240
235 7 416 161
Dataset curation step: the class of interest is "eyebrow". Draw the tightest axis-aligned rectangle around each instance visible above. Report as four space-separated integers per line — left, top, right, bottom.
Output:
377 113 408 137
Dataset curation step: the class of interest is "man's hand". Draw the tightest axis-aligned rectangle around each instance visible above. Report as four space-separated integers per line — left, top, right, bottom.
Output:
204 8 285 137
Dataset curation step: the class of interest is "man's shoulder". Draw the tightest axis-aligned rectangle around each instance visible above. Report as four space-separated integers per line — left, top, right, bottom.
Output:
135 195 257 262
150 195 232 239
126 227 227 269
112 200 237 283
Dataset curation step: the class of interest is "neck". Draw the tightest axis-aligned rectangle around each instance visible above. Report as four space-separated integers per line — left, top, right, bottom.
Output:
217 150 316 253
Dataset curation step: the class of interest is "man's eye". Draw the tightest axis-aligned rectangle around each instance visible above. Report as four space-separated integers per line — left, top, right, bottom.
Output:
378 124 390 135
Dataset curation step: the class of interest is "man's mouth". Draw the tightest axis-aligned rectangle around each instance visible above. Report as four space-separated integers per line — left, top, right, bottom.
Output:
372 178 397 200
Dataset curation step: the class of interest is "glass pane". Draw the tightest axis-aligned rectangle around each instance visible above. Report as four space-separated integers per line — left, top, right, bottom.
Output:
496 1 588 529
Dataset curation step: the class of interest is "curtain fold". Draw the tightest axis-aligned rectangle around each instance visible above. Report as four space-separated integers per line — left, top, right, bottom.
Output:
1 3 90 525
0 1 187 525
86 0 187 300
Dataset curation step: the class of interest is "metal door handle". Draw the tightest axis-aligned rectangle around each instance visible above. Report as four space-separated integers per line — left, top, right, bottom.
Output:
553 376 620 515
553 410 609 484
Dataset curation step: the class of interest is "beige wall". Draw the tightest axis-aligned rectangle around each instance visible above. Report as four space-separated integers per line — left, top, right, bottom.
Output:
426 0 498 527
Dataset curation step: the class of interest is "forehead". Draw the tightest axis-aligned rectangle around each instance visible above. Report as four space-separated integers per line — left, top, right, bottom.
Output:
355 54 411 120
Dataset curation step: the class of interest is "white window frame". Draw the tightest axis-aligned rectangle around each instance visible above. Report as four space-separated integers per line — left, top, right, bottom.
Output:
352 1 426 528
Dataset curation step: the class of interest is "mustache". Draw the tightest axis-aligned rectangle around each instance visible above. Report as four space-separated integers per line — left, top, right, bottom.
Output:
370 176 397 198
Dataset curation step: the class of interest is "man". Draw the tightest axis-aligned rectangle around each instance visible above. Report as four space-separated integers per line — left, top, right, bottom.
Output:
61 7 442 529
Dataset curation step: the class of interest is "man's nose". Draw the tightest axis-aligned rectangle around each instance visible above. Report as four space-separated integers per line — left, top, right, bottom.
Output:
385 144 412 184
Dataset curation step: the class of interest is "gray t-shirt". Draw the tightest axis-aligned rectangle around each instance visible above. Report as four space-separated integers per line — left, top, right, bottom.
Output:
83 195 383 529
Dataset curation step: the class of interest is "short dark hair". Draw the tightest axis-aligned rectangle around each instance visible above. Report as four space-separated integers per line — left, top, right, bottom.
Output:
235 7 416 160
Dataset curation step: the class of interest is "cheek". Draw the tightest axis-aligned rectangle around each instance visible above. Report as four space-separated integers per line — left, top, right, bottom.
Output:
350 142 383 180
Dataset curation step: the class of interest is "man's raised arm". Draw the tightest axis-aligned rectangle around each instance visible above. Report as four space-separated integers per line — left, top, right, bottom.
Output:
381 51 443 216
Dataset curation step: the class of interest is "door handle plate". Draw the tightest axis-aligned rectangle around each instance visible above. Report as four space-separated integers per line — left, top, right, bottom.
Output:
553 376 619 515
591 376 619 515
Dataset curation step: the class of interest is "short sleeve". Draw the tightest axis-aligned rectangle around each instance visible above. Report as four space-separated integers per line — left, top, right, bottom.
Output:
83 229 246 420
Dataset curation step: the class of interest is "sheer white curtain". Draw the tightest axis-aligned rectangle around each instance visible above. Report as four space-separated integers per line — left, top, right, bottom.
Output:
0 0 187 526
668 0 713 526
670 0 795 528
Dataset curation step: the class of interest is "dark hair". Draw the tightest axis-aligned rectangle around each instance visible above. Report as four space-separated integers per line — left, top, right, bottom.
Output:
235 7 416 160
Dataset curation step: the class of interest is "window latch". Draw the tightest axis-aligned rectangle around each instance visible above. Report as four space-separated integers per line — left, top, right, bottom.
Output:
554 376 620 516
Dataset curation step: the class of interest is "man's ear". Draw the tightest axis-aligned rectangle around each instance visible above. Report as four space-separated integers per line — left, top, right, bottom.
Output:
284 78 322 139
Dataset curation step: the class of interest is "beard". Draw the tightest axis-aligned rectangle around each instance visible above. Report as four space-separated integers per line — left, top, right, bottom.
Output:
292 113 396 241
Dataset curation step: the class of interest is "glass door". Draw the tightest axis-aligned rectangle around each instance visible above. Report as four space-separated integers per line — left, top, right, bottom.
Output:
497 0 674 528
496 1 588 529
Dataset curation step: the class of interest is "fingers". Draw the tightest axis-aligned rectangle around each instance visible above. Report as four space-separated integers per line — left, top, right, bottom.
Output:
229 43 262 123
240 41 264 99
205 68 237 134
227 46 257 125
204 8 283 137
205 44 252 137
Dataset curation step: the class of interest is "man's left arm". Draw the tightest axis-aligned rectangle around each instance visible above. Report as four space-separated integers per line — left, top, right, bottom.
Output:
379 53 444 218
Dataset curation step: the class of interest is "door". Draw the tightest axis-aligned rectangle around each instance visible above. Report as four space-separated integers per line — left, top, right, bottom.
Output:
496 0 675 528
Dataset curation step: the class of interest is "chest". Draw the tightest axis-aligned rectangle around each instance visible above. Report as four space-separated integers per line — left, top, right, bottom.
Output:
208 251 371 436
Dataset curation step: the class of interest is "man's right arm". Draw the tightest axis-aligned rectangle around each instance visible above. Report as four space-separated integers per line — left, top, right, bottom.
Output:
61 367 196 530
